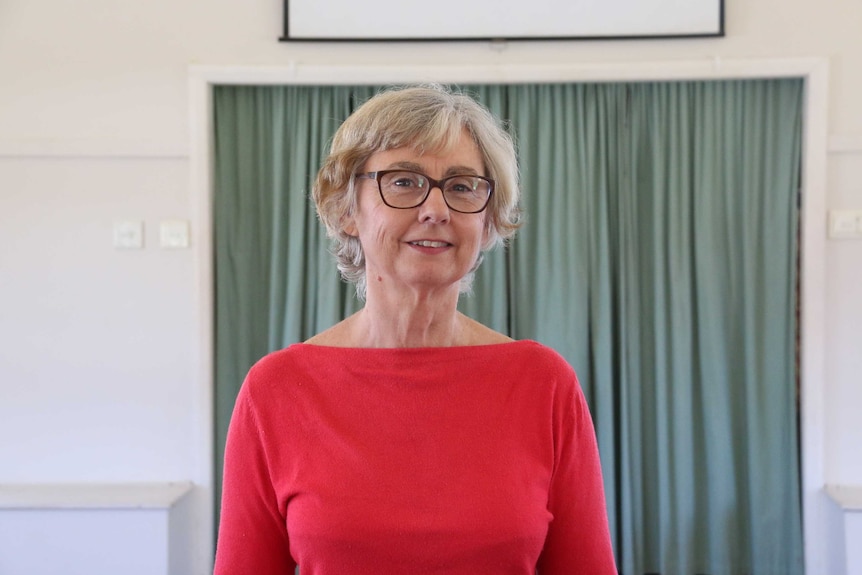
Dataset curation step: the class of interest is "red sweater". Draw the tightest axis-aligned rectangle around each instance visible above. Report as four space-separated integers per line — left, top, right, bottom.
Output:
214 341 616 574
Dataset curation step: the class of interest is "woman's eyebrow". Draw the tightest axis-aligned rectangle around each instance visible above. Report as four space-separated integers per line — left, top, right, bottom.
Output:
385 161 424 171
384 161 481 176
444 166 480 176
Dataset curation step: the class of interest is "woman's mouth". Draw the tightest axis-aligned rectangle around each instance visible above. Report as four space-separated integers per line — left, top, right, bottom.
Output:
409 240 450 248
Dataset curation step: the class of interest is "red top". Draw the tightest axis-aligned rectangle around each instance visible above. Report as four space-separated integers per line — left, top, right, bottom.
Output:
214 340 616 575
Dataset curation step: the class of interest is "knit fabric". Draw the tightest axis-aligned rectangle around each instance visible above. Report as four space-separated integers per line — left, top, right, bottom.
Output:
214 340 616 575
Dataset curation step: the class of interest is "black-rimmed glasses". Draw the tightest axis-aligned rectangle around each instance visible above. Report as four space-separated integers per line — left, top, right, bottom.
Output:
356 170 494 214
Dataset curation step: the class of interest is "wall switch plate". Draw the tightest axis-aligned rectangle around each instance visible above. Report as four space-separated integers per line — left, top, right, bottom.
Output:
828 210 862 239
160 220 190 249
113 220 144 249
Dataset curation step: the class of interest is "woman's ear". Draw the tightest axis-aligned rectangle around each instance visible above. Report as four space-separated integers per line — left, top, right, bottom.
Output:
341 214 358 237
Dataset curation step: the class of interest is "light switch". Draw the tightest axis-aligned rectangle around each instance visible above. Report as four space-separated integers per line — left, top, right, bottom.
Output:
113 220 144 249
160 220 190 249
828 210 862 239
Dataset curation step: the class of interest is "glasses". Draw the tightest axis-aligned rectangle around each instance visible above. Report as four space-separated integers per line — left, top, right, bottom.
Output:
356 170 494 214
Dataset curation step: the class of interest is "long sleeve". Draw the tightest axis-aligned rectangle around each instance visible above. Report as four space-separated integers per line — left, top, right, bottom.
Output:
214 378 296 575
537 372 617 574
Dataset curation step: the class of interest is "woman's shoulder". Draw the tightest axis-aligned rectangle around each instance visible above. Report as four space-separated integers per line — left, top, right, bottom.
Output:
497 339 575 375
303 315 355 346
250 340 349 373
459 314 514 346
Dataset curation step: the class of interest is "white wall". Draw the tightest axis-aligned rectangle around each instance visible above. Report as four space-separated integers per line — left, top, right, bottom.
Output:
1 1 860 574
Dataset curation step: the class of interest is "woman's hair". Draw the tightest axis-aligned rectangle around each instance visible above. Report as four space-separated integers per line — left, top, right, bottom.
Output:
312 84 521 299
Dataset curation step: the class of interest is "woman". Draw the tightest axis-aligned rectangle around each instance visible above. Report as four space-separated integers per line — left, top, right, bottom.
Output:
214 85 617 574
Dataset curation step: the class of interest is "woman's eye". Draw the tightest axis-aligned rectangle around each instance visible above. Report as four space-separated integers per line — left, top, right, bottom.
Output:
445 178 476 193
387 172 425 189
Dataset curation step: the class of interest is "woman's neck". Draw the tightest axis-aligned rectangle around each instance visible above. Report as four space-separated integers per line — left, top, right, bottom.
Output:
305 280 512 349
355 285 465 348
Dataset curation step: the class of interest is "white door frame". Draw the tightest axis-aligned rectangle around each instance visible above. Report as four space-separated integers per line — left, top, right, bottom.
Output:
189 58 830 574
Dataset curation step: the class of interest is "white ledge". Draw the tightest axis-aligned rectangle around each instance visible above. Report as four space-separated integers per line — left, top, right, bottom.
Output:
0 482 194 510
0 139 189 159
190 58 827 85
826 485 862 511
829 134 862 154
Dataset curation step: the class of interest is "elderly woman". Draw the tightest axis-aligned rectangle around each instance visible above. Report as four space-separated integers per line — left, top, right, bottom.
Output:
214 85 616 574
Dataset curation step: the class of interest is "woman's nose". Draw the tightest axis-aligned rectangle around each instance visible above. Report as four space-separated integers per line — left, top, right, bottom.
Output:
418 186 451 223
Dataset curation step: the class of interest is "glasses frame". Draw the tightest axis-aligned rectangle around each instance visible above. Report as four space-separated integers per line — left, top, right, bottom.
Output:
356 170 495 214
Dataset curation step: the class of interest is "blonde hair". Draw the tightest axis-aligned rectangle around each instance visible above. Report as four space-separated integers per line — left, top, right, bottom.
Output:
312 84 521 299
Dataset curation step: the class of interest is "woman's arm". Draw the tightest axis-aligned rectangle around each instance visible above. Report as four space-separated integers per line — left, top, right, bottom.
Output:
537 374 617 574
214 381 296 575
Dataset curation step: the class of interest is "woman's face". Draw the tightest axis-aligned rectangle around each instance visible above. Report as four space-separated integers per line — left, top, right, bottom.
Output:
344 129 489 298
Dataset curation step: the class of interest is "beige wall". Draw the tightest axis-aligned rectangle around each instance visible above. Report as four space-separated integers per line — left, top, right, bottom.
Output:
1 1 860 573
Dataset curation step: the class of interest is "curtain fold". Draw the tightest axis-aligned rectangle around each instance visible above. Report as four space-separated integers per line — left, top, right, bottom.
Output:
213 85 368 528
212 80 803 575
606 80 803 574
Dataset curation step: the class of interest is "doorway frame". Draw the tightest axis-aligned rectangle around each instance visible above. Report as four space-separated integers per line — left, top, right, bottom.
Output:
189 58 830 573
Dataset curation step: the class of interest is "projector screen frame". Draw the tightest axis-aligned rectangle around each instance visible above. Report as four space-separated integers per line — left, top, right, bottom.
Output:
280 0 724 42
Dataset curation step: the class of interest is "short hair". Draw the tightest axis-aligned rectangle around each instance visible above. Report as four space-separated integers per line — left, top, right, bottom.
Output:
312 84 521 299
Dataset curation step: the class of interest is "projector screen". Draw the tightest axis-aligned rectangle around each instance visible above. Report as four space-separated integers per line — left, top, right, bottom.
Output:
283 0 723 41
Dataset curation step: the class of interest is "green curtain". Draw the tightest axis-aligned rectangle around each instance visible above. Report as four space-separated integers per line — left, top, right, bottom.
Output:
212 80 803 575
615 81 802 575
212 85 370 527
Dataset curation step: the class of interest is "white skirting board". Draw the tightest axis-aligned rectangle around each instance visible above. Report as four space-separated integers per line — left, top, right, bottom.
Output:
827 485 862 575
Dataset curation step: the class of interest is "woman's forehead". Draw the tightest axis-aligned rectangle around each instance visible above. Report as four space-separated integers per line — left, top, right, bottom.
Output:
367 132 483 170
380 125 478 157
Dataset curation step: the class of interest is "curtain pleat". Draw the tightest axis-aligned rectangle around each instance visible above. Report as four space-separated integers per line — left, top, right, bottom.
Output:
213 85 368 530
212 80 803 575
608 80 804 575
